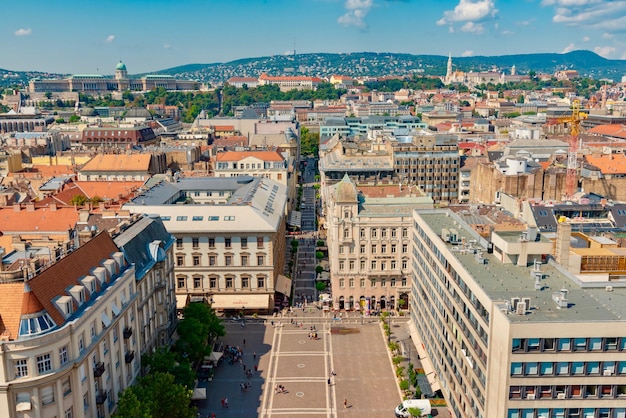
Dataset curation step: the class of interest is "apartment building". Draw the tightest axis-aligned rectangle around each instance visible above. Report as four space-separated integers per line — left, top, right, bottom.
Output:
258 73 323 91
0 214 175 418
410 209 626 418
323 175 432 312
122 176 288 313
214 150 295 212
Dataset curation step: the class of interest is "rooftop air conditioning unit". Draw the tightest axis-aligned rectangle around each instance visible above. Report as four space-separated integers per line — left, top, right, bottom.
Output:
557 393 566 399
516 301 527 315
527 393 536 400
603 369 613 376
606 285 614 292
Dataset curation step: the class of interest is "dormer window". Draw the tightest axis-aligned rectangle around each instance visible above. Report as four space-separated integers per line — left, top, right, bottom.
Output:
18 312 57 337
82 276 97 295
55 296 74 319
69 285 86 306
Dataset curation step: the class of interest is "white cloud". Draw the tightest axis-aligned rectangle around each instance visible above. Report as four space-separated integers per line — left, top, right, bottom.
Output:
337 0 373 29
163 43 172 49
438 0 498 25
542 0 626 34
461 50 474 57
501 30 514 36
461 22 484 33
14 28 32 36
561 43 576 53
105 35 115 43
594 45 616 57
582 36 590 42
602 32 614 39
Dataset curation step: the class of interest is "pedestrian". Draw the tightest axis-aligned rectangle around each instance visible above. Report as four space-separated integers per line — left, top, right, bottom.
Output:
254 364 258 372
243 364 246 372
344 398 348 408
327 377 331 385
253 351 257 360
243 338 246 345
274 384 279 394
331 370 336 376
211 413 216 418
224 398 229 408
221 398 225 408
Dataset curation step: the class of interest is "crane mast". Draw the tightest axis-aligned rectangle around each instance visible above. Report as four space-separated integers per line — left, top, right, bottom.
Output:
562 100 587 200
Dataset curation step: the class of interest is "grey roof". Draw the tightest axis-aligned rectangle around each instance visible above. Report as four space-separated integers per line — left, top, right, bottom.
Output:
39 176 73 191
113 215 175 280
416 210 626 323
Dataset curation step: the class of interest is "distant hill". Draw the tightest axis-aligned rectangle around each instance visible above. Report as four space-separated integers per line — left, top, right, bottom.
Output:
154 50 626 84
2 50 624 88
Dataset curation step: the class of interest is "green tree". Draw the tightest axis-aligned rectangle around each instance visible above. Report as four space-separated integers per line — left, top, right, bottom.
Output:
70 194 88 206
44 92 52 100
114 372 196 418
315 281 327 291
68 114 81 123
407 407 423 417
142 348 195 389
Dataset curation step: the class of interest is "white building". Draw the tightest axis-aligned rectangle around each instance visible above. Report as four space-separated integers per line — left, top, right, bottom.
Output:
123 176 289 313
410 209 626 418
0 213 176 418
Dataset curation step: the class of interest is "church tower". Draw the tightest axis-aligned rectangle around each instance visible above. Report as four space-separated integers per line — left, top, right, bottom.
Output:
446 52 453 83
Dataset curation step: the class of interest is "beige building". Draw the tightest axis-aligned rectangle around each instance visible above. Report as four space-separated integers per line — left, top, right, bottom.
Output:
323 175 432 312
410 209 626 418
123 176 288 313
214 150 295 212
0 213 176 418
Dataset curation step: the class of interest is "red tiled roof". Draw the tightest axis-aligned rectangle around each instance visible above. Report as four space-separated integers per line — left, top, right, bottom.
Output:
80 154 152 172
0 282 26 340
27 232 120 326
585 154 626 174
589 124 626 139
0 207 80 234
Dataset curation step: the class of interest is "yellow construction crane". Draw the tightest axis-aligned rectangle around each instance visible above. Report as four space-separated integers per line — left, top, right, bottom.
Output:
558 99 587 200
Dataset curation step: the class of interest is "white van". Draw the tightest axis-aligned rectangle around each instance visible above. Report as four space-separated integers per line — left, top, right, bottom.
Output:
394 399 432 417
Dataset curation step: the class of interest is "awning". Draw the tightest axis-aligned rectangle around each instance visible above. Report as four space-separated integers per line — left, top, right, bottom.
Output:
288 211 301 228
210 294 271 310
176 294 188 310
276 275 292 296
191 387 206 400
101 312 111 328
206 352 223 363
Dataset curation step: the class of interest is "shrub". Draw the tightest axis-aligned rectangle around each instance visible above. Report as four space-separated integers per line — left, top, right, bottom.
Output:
395 366 405 378
315 265 323 274
392 355 403 365
316 240 325 246
399 379 409 391
315 251 324 259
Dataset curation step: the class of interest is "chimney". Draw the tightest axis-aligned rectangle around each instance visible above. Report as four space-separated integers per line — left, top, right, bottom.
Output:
26 203 35 212
13 204 21 212
50 202 57 211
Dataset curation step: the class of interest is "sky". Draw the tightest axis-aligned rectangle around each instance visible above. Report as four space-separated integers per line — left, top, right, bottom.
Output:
2 0 626 74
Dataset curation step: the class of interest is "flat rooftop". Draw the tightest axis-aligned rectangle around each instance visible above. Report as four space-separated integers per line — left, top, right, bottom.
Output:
417 210 626 323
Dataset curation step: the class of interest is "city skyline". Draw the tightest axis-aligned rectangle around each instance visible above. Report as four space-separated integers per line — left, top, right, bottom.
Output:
3 0 626 74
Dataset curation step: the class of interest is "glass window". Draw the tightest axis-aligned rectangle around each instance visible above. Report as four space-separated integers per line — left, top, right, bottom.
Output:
540 362 554 375
525 362 538 375
37 354 52 374
574 338 587 351
543 338 555 351
587 362 600 375
512 339 522 352
511 363 523 375
572 362 584 375
523 410 534 418
528 338 540 351
556 362 569 375
558 338 571 351
606 337 618 350
590 338 602 351
508 411 520 418
618 362 626 374
620 338 626 351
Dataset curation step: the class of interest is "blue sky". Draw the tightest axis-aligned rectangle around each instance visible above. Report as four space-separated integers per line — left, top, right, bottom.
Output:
3 0 626 74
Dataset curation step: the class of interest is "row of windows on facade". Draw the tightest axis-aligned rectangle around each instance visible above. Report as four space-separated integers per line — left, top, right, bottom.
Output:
337 259 409 271
216 162 285 170
512 337 626 353
337 277 408 288
354 227 409 238
15 307 135 378
509 384 626 400
176 237 263 248
507 407 626 418
339 243 409 254
176 254 265 267
510 360 626 377
395 159 458 165
177 275 266 289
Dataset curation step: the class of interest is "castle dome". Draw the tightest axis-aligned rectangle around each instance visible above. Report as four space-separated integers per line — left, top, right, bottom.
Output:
116 61 127 71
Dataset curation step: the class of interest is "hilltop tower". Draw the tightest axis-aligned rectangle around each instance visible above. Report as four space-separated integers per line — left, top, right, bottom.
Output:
445 52 453 83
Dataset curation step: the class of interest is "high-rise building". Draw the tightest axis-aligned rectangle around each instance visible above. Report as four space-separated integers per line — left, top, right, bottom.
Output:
410 209 626 418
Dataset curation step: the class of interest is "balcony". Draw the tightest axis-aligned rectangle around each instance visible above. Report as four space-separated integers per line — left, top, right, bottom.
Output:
93 362 105 377
95 390 107 404
123 327 133 339
125 351 135 364
155 280 166 290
